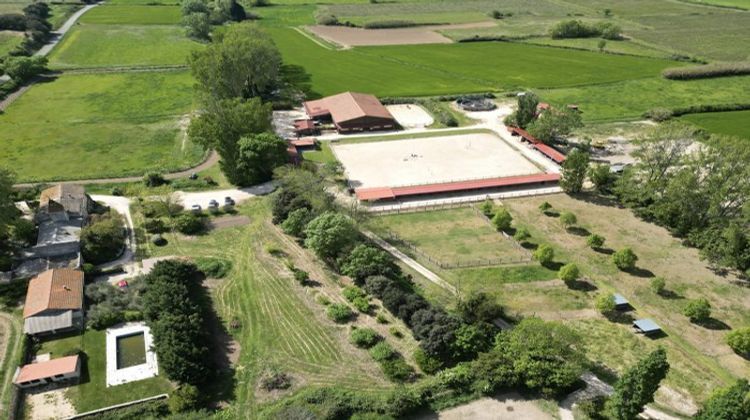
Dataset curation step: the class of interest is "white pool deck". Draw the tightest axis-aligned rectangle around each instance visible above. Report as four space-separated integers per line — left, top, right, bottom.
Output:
105 323 159 387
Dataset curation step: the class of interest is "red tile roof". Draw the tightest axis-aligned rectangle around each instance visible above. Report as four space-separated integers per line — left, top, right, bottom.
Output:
304 92 395 124
15 355 80 384
356 173 561 201
289 138 316 147
23 269 84 319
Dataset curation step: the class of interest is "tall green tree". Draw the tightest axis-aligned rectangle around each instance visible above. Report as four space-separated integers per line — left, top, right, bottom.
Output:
304 212 357 260
560 149 590 194
528 108 583 145
515 92 539 129
188 97 272 185
606 347 670 420
189 24 281 101
235 132 288 186
695 379 750 420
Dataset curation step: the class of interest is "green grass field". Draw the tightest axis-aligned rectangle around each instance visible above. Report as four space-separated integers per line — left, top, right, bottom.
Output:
147 199 392 414
48 25 202 68
540 75 750 122
270 27 677 97
0 32 22 56
0 71 204 182
368 207 531 263
35 330 172 413
681 110 750 139
81 5 182 25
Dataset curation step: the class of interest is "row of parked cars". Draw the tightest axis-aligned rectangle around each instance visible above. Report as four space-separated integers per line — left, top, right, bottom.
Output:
191 197 236 213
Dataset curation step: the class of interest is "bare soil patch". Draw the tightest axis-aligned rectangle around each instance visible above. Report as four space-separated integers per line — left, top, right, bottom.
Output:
418 392 553 420
306 22 496 47
24 386 76 420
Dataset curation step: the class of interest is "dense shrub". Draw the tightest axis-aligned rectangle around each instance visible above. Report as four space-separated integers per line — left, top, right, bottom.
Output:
326 303 354 323
683 298 711 323
650 277 666 295
143 172 166 187
87 304 125 329
260 370 293 391
174 213 205 235
663 63 750 80
342 285 366 302
2 56 47 83
644 107 674 122
316 13 339 26
369 341 396 362
414 347 443 374
351 297 371 313
281 207 314 237
586 234 605 249
612 247 638 271
513 226 530 242
380 357 415 382
550 20 621 40
363 20 417 29
423 100 458 127
169 384 201 413
195 257 232 278
339 244 400 283
491 208 513 231
80 211 126 264
694 379 750 420
533 244 555 267
304 212 357 260
350 327 381 348
143 218 166 234
595 293 616 315
559 211 577 229
293 268 309 285
558 263 580 284
725 327 750 356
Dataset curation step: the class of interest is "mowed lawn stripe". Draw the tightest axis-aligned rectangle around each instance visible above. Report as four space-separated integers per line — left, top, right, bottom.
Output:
269 27 679 97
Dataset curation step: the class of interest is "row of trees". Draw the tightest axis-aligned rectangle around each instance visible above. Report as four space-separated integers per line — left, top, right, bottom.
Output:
180 0 247 41
550 19 622 40
504 92 583 145
188 24 288 186
0 2 52 56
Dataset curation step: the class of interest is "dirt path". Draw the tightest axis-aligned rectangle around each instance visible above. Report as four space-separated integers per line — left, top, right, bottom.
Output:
417 392 554 420
13 151 220 189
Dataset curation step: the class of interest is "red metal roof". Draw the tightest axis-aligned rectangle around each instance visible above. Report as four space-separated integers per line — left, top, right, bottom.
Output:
356 173 560 201
533 143 566 164
15 355 79 384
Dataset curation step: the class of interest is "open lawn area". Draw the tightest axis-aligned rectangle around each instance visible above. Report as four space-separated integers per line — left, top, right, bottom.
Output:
48 25 202 68
147 199 395 413
268 27 678 97
501 194 750 409
80 5 182 25
368 207 531 264
34 329 172 413
0 71 204 182
681 110 750 140
540 75 750 122
0 31 22 56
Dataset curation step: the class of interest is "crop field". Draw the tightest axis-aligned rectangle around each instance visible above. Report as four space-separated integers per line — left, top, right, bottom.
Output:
34 330 172 413
269 27 676 97
368 207 532 263
81 5 182 25
48 25 201 68
501 194 750 406
0 72 203 182
148 200 392 414
681 110 750 140
540 75 750 122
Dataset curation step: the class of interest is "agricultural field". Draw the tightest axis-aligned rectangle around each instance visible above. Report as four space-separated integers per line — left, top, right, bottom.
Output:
0 72 203 182
146 199 401 414
48 25 202 68
33 330 172 413
269 27 677 97
80 5 182 25
502 194 750 407
681 110 750 140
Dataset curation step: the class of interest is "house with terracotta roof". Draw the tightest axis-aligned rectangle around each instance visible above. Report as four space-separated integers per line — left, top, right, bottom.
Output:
13 355 81 388
303 92 398 133
23 268 84 336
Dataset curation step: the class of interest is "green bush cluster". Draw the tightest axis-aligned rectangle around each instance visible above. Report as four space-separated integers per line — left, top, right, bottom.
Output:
85 281 144 330
326 303 354 323
363 20 418 29
350 327 381 348
80 211 127 265
550 20 621 40
662 63 750 80
195 257 232 278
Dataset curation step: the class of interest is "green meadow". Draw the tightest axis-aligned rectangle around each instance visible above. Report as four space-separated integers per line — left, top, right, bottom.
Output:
681 110 750 140
48 25 202 68
0 72 203 182
0 32 22 56
270 27 677 97
81 5 182 25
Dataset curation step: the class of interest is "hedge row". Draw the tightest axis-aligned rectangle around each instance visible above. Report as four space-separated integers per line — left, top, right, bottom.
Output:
363 20 418 29
663 62 750 80
644 102 750 121
380 92 495 105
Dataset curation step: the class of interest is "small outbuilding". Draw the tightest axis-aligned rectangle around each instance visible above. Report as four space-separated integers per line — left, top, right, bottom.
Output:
303 92 397 134
613 293 630 310
633 318 661 335
13 355 81 389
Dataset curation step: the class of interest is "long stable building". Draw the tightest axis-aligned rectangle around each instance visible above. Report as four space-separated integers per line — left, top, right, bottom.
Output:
303 92 397 133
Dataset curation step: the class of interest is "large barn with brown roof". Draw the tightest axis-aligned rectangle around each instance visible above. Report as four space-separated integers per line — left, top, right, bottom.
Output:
303 92 397 133
23 268 84 336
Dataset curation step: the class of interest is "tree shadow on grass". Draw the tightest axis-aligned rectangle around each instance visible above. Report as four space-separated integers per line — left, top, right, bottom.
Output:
567 226 591 237
280 64 320 100
696 317 731 331
645 330 669 340
572 192 622 209
199 282 237 407
604 311 634 325
659 289 684 300
542 261 564 271
567 279 597 292
626 266 655 278
593 247 615 255
521 241 538 250
543 210 560 218
302 278 322 288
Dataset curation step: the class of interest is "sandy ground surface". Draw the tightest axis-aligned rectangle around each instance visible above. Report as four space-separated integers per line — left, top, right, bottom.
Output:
177 183 276 209
306 22 496 47
387 104 434 128
418 392 553 420
24 386 76 420
333 133 541 189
